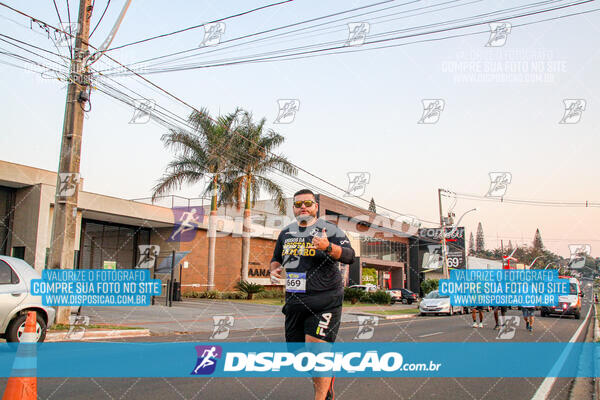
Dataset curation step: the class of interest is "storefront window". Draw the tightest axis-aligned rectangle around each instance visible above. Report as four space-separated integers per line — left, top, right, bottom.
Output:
79 220 150 269
359 237 407 262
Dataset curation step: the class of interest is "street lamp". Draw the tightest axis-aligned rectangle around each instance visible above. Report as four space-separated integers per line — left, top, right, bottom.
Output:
442 208 477 279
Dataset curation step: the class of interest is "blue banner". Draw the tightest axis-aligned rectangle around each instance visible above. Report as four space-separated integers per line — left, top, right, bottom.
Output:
0 342 596 378
439 269 571 307
30 269 162 306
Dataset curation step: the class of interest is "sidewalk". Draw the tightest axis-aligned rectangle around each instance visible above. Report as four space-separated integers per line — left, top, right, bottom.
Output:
73 299 418 336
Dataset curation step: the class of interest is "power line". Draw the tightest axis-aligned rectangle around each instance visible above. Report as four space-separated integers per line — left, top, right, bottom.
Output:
102 0 596 75
442 190 600 208
138 0 478 71
114 0 413 69
89 0 110 38
103 0 294 52
91 69 434 224
6 2 594 225
51 0 72 57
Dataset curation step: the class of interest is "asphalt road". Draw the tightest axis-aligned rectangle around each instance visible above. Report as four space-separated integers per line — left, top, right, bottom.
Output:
2 280 596 400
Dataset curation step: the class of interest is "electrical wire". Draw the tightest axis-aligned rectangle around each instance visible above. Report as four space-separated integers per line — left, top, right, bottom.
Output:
134 0 476 71
4 2 596 226
109 0 596 74
442 191 600 208
112 0 414 69
89 0 110 38
103 0 294 52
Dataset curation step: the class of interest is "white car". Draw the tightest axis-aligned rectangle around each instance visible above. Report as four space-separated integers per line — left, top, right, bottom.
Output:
349 284 379 292
0 256 56 342
419 290 464 316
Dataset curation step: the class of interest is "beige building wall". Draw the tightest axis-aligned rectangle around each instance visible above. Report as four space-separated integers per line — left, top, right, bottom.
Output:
11 184 43 267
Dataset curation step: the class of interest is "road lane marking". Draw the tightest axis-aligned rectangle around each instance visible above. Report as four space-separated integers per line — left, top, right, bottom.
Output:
531 288 593 400
418 332 444 338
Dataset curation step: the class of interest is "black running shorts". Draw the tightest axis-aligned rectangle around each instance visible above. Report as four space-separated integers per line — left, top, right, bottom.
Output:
282 294 343 343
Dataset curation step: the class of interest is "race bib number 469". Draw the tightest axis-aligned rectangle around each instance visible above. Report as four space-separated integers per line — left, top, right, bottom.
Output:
286 272 306 293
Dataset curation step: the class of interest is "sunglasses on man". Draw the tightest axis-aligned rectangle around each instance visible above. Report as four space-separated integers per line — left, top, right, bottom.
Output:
293 200 316 208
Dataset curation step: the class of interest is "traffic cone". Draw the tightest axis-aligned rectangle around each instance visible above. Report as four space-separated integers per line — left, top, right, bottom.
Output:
2 311 37 400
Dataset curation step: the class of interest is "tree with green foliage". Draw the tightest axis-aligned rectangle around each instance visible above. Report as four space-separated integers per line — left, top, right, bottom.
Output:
220 111 298 281
153 107 243 290
468 232 475 256
533 228 544 250
421 278 439 295
476 222 485 253
368 197 377 213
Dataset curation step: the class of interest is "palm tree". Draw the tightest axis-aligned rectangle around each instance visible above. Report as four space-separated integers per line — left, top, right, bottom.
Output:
220 112 297 281
152 107 242 290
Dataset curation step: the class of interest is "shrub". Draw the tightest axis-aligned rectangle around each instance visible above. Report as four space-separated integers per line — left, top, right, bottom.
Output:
221 291 244 300
421 279 439 296
369 290 391 305
235 281 265 300
256 288 285 299
344 287 363 304
205 290 221 299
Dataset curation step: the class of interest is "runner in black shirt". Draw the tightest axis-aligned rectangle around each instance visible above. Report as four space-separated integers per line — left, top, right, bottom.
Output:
270 189 355 400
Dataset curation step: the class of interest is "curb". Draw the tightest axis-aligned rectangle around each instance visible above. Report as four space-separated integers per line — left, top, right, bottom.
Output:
46 329 151 342
346 312 417 320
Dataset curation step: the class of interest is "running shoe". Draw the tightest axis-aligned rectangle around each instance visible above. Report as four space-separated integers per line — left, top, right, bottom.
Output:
472 322 478 328
478 322 483 328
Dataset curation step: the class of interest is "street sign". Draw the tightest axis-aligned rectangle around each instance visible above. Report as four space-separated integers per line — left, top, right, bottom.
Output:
418 227 466 269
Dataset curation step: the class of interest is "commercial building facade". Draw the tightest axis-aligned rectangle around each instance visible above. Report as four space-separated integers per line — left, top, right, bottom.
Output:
0 160 422 294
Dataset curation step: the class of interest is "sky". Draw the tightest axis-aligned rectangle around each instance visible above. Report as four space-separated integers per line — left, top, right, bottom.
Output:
1 0 599 258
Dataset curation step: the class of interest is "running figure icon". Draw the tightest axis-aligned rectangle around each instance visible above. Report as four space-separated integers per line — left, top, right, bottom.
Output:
193 347 218 374
171 208 202 240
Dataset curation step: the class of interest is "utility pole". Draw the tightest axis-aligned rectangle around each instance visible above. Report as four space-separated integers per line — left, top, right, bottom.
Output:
438 189 449 279
48 0 93 325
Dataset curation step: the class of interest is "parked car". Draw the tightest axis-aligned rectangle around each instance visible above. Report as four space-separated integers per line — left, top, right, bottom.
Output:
349 284 378 293
540 276 583 319
0 256 56 342
387 288 418 304
419 290 464 316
